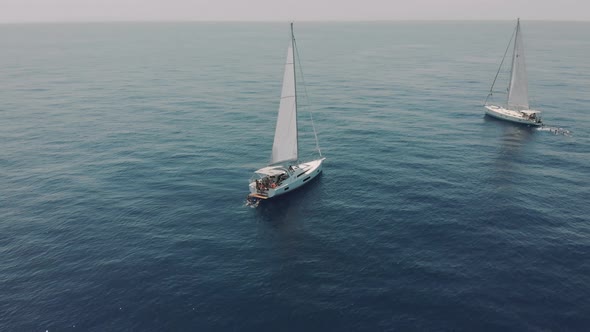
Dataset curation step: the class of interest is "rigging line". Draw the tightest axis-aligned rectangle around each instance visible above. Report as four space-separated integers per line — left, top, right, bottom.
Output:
293 37 323 158
484 24 517 106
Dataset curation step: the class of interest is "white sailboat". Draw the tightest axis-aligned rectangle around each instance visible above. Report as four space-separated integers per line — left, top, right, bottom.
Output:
484 18 542 126
248 23 325 201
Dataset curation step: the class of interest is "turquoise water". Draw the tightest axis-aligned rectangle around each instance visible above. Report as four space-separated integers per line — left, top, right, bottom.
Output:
1 22 589 331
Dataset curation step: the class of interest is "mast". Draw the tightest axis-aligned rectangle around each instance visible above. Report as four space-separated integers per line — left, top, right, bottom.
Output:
291 22 299 163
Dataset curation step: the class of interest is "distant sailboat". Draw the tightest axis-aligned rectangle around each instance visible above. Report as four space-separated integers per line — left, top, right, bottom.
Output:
248 23 325 201
484 18 543 126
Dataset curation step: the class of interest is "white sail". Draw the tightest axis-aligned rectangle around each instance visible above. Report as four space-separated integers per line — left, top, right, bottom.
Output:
507 19 529 110
270 38 298 165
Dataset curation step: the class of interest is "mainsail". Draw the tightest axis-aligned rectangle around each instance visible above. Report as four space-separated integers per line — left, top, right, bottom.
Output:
507 19 529 110
270 31 298 165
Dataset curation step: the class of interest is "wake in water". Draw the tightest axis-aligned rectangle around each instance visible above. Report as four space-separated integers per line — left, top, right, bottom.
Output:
537 126 572 136
245 196 260 208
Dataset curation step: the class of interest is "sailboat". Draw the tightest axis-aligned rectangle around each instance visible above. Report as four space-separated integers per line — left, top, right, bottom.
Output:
248 23 325 201
484 18 542 126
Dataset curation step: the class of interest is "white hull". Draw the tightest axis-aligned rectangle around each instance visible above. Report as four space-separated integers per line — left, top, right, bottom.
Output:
484 105 542 127
249 158 325 199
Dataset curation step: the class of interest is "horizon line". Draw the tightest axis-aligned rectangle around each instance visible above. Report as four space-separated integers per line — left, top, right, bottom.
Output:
1 18 589 25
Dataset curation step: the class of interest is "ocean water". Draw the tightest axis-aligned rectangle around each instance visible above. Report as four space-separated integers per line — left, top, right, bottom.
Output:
1 21 589 331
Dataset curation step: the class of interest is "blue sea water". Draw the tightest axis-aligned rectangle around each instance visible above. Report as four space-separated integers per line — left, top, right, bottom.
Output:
1 21 589 331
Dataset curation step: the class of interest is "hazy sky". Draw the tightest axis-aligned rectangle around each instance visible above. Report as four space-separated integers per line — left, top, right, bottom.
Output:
1 0 589 23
